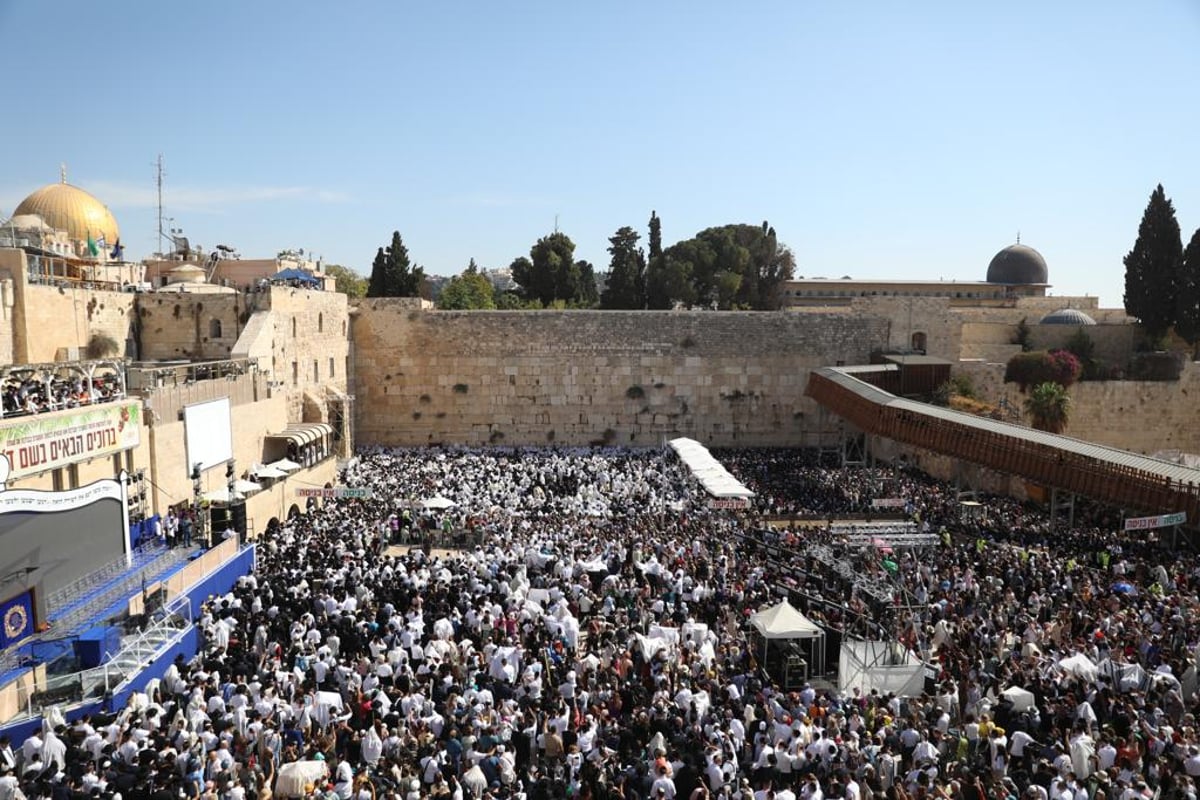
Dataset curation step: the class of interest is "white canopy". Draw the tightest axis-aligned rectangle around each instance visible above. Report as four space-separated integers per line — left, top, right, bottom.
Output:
201 488 244 504
252 463 289 479
1000 686 1036 713
838 640 924 698
421 495 457 509
750 600 823 639
268 458 302 473
667 437 754 499
233 479 262 494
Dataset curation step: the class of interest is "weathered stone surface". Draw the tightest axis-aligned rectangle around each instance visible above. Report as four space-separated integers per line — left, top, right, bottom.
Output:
352 306 891 447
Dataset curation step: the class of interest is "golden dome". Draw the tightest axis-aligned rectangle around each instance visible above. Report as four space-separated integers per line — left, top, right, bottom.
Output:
13 181 120 244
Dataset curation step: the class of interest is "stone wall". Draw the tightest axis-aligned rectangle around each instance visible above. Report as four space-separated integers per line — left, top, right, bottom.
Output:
1029 323 1137 367
950 359 1200 456
137 293 256 362
257 287 351 422
352 306 891 447
845 296 963 361
0 249 137 364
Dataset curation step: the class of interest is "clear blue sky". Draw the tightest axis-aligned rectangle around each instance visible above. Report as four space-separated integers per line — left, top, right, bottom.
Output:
2 1 1197 307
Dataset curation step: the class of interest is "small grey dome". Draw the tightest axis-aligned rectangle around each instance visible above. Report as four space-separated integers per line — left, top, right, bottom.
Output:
986 244 1048 284
1040 308 1096 325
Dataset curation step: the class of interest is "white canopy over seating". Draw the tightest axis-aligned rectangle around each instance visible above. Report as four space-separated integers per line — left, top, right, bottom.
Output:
667 437 754 499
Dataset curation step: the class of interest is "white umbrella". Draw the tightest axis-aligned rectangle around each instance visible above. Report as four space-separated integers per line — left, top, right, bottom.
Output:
268 458 302 473
201 488 244 504
233 479 262 494
421 495 456 509
252 464 289 479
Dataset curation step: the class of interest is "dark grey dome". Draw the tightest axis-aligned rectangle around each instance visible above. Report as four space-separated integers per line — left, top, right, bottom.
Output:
986 244 1048 284
1040 308 1096 325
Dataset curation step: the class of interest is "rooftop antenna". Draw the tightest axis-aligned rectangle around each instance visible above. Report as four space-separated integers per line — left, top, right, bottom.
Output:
60 163 67 184
1016 231 1021 244
156 154 166 255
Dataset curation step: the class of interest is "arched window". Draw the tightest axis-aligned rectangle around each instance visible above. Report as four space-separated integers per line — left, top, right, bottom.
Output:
911 331 927 352
209 318 222 339
292 317 297 337
318 313 324 333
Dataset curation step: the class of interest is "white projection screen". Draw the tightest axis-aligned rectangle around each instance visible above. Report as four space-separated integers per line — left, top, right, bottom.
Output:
184 397 234 474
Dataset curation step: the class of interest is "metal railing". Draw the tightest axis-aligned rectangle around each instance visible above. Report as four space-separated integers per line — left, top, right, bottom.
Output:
16 595 193 720
126 359 254 392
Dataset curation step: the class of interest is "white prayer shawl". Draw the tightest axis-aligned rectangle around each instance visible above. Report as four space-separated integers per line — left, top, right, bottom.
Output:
361 727 383 765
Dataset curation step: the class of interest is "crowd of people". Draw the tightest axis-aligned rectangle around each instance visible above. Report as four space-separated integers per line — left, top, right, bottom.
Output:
3 446 1200 800
0 373 123 418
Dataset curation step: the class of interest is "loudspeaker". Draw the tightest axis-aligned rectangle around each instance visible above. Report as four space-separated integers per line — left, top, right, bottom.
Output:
209 506 231 533
229 502 247 534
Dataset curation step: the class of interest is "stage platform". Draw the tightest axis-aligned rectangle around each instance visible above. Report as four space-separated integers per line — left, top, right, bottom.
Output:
0 543 197 685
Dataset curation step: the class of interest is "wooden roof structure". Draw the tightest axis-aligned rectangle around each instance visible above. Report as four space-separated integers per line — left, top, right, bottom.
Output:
806 366 1200 521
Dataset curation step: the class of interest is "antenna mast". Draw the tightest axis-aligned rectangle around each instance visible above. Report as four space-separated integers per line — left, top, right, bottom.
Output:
156 154 165 254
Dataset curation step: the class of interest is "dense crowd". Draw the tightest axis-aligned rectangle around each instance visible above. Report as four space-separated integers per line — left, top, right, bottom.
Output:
0 374 123 418
3 447 1200 800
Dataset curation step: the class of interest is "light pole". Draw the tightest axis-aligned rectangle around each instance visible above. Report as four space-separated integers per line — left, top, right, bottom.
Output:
191 462 207 549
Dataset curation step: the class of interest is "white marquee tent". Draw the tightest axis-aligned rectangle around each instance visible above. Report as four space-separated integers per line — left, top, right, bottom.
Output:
838 640 926 698
750 600 826 676
667 437 755 499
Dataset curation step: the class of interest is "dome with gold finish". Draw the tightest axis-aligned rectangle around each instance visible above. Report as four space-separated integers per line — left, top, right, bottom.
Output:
12 178 120 245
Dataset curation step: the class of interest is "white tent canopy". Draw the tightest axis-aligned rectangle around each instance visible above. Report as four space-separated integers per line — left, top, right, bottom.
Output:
750 600 826 678
667 437 754 499
751 600 823 639
838 640 926 698
267 458 302 473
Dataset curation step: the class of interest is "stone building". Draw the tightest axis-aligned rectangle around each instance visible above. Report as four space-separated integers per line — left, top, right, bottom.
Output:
0 178 351 538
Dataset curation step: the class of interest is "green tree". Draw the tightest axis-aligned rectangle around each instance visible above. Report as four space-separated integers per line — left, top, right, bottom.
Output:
574 260 599 307
664 223 796 309
511 232 597 307
438 259 496 310
1124 184 1183 342
645 210 673 309
1024 381 1071 433
367 231 425 297
600 226 646 309
1175 227 1200 352
323 264 367 298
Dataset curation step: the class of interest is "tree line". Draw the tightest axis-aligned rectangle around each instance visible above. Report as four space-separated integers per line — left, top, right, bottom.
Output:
1124 184 1200 347
361 211 798 311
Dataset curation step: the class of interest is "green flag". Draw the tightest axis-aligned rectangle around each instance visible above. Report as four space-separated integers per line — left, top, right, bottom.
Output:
87 232 99 257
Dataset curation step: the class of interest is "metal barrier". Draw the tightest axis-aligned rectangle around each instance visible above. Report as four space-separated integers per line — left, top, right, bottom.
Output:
18 595 192 720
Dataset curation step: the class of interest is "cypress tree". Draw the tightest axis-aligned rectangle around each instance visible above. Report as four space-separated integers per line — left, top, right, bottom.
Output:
1123 184 1183 342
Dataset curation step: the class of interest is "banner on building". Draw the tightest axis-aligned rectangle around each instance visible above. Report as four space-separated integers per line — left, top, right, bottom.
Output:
0 478 124 514
1123 511 1186 531
0 402 140 481
871 498 907 509
295 487 373 500
0 589 35 649
707 497 751 510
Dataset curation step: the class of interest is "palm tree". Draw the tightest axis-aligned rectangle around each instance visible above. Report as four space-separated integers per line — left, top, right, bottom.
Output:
1025 381 1071 433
